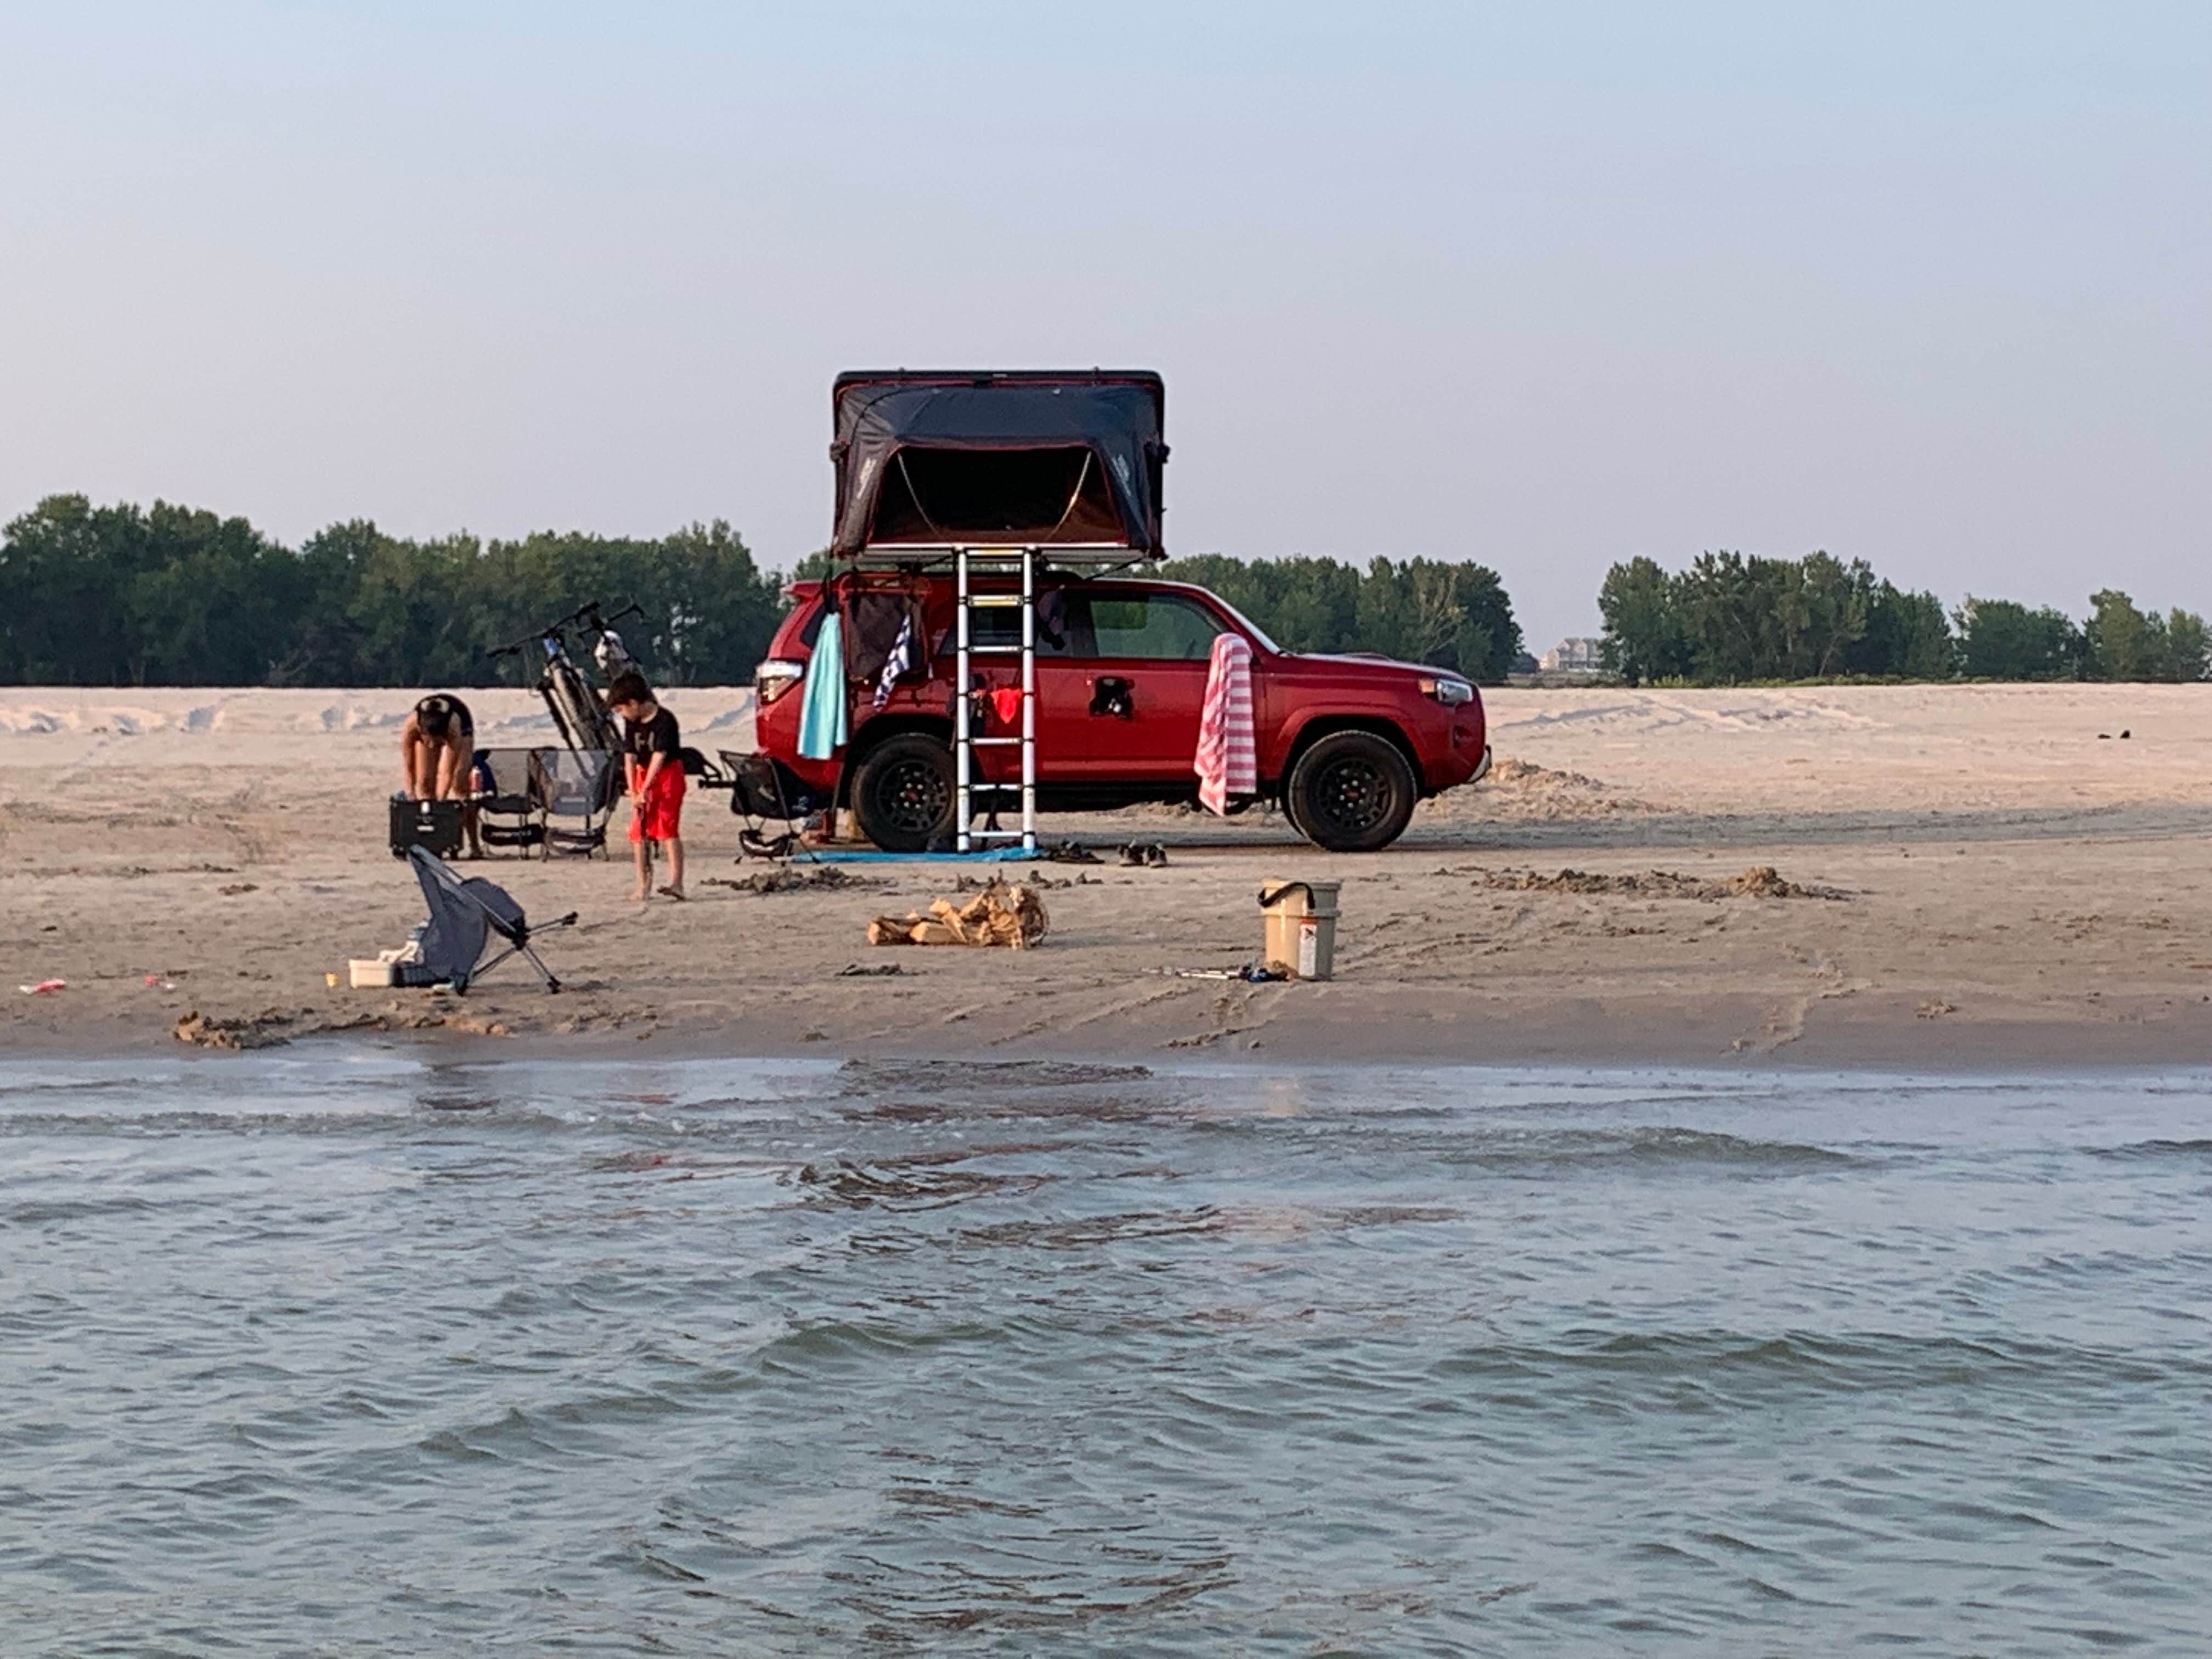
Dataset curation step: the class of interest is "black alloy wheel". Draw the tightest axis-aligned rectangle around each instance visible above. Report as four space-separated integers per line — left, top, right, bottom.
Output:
850 732 956 852
1286 730 1418 853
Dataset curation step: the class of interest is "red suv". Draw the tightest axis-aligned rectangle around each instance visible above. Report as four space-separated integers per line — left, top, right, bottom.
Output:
753 571 1491 853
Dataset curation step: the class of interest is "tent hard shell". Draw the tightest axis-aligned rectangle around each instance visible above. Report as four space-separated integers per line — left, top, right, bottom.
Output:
830 370 1166 558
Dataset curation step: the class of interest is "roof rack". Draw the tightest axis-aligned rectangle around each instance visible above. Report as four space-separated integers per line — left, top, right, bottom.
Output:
839 541 1155 570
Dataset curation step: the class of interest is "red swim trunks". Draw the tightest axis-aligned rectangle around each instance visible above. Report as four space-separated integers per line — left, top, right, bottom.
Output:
629 768 687 842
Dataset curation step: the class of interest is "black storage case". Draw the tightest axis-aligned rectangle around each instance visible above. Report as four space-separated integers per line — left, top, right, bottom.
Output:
390 797 464 859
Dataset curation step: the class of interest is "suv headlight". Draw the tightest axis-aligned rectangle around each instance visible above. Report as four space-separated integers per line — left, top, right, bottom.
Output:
756 658 806 706
1418 676 1474 707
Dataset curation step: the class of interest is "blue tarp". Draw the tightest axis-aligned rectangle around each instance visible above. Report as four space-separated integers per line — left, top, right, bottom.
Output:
797 847 1042 865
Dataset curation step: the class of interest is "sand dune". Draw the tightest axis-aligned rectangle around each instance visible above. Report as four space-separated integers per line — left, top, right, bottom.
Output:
5 683 2209 1066
1 689 756 761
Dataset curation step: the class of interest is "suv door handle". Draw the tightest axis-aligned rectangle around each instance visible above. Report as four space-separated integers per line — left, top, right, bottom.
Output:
1089 676 1135 719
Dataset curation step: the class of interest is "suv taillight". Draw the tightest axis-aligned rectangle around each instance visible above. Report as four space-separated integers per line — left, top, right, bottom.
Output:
756 658 805 706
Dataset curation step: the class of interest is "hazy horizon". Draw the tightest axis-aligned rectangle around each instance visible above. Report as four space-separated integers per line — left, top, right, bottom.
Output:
4 2 2205 654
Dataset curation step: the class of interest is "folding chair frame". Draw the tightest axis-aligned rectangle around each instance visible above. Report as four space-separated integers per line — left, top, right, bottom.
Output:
404 846 578 994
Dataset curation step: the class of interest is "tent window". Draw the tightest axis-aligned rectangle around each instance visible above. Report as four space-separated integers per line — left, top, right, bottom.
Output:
870 445 1124 545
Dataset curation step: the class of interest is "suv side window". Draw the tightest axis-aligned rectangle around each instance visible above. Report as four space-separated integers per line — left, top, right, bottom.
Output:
968 590 1079 658
1080 591 1222 661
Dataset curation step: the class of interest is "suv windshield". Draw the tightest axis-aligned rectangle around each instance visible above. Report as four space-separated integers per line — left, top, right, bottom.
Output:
1200 595 1280 655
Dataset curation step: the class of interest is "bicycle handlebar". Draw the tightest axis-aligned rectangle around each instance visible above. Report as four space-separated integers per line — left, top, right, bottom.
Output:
486 599 644 661
571 600 644 633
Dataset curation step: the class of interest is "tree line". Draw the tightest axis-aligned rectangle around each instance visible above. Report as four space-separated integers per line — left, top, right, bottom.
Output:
0 495 1530 688
1598 552 2209 686
1157 554 1523 684
0 495 785 687
3 493 2198 690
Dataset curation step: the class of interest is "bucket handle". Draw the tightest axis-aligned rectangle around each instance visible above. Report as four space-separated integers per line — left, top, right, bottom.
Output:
1257 882 1313 911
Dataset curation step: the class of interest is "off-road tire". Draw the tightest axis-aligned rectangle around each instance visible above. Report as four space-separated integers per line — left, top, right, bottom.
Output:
850 732 956 853
1285 731 1417 853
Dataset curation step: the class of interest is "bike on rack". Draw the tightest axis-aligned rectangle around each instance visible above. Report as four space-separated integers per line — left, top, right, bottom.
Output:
489 601 643 759
490 600 753 825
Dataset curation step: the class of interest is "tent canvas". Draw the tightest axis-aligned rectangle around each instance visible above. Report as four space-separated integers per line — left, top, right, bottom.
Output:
830 371 1166 557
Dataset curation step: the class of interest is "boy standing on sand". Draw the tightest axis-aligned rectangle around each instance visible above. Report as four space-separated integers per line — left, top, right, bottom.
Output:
608 672 685 901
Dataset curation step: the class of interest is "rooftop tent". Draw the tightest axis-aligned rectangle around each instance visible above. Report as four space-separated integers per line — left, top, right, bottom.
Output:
830 371 1166 557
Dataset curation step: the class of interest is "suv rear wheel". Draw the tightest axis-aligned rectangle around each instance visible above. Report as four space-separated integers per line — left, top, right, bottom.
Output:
850 732 955 852
1286 731 1417 852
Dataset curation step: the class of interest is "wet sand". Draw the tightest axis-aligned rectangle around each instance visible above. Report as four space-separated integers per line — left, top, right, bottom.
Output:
4 683 2210 1067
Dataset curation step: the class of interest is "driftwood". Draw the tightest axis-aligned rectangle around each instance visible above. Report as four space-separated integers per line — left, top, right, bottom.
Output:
867 881 1049 949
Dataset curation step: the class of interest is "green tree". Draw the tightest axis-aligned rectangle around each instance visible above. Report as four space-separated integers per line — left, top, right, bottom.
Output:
1596 555 1687 685
1857 583 1954 678
2084 589 2172 681
0 495 142 683
2165 609 2209 682
1676 551 1766 682
1955 598 2084 680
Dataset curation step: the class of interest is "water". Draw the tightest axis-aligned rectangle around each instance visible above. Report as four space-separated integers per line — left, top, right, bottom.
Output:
4 1053 2210 1656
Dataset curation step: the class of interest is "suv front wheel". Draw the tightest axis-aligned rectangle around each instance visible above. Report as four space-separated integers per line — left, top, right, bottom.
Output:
1286 731 1417 852
850 732 955 852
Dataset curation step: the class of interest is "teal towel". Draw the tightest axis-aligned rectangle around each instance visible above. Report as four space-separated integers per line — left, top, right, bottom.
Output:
797 615 849 759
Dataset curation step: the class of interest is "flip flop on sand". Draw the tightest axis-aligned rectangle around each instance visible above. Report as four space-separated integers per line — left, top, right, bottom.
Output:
656 885 687 901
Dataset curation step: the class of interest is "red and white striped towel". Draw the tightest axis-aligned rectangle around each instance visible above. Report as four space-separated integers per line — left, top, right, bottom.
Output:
1195 631 1257 815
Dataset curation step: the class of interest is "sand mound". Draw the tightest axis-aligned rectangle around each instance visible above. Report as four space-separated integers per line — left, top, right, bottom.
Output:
1475 757 1653 817
705 865 877 896
1466 864 1846 901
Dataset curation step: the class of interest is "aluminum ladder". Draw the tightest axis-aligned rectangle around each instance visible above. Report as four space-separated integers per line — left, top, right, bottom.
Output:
952 545 1037 854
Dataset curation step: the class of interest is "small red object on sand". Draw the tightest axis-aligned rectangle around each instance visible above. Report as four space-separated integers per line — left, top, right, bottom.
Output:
20 978 67 995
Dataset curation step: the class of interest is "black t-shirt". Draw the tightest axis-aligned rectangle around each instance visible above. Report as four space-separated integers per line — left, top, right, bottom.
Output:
414 694 473 740
625 706 680 765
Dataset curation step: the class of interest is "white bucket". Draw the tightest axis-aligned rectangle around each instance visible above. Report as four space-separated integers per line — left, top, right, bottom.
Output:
1259 879 1340 980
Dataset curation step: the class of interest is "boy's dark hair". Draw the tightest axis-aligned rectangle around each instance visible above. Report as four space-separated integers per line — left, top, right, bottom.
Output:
607 672 653 708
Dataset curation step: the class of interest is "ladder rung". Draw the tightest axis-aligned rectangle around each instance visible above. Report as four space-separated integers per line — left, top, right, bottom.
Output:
965 595 1024 607
964 782 1025 793
964 829 1031 840
968 736 1024 747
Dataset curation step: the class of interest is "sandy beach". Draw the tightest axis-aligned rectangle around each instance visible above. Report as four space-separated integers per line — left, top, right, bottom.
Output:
4 682 2209 1068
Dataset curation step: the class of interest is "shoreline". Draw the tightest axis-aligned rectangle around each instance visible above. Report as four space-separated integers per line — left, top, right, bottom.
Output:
10 1020 2212 1081
9 977 2211 1076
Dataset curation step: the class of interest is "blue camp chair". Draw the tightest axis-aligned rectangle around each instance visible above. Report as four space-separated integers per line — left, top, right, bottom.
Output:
401 845 575 992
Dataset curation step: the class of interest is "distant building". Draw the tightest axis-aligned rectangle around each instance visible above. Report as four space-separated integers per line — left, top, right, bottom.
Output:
1539 637 1604 674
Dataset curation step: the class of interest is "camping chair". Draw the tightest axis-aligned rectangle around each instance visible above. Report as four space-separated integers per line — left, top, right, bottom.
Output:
474 746 551 855
541 748 619 857
719 749 823 860
400 845 575 992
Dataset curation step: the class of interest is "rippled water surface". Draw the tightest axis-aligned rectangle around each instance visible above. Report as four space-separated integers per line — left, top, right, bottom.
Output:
4 1053 2211 1655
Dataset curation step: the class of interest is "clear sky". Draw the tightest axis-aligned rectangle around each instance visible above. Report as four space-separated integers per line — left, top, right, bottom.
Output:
3 1 2205 652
